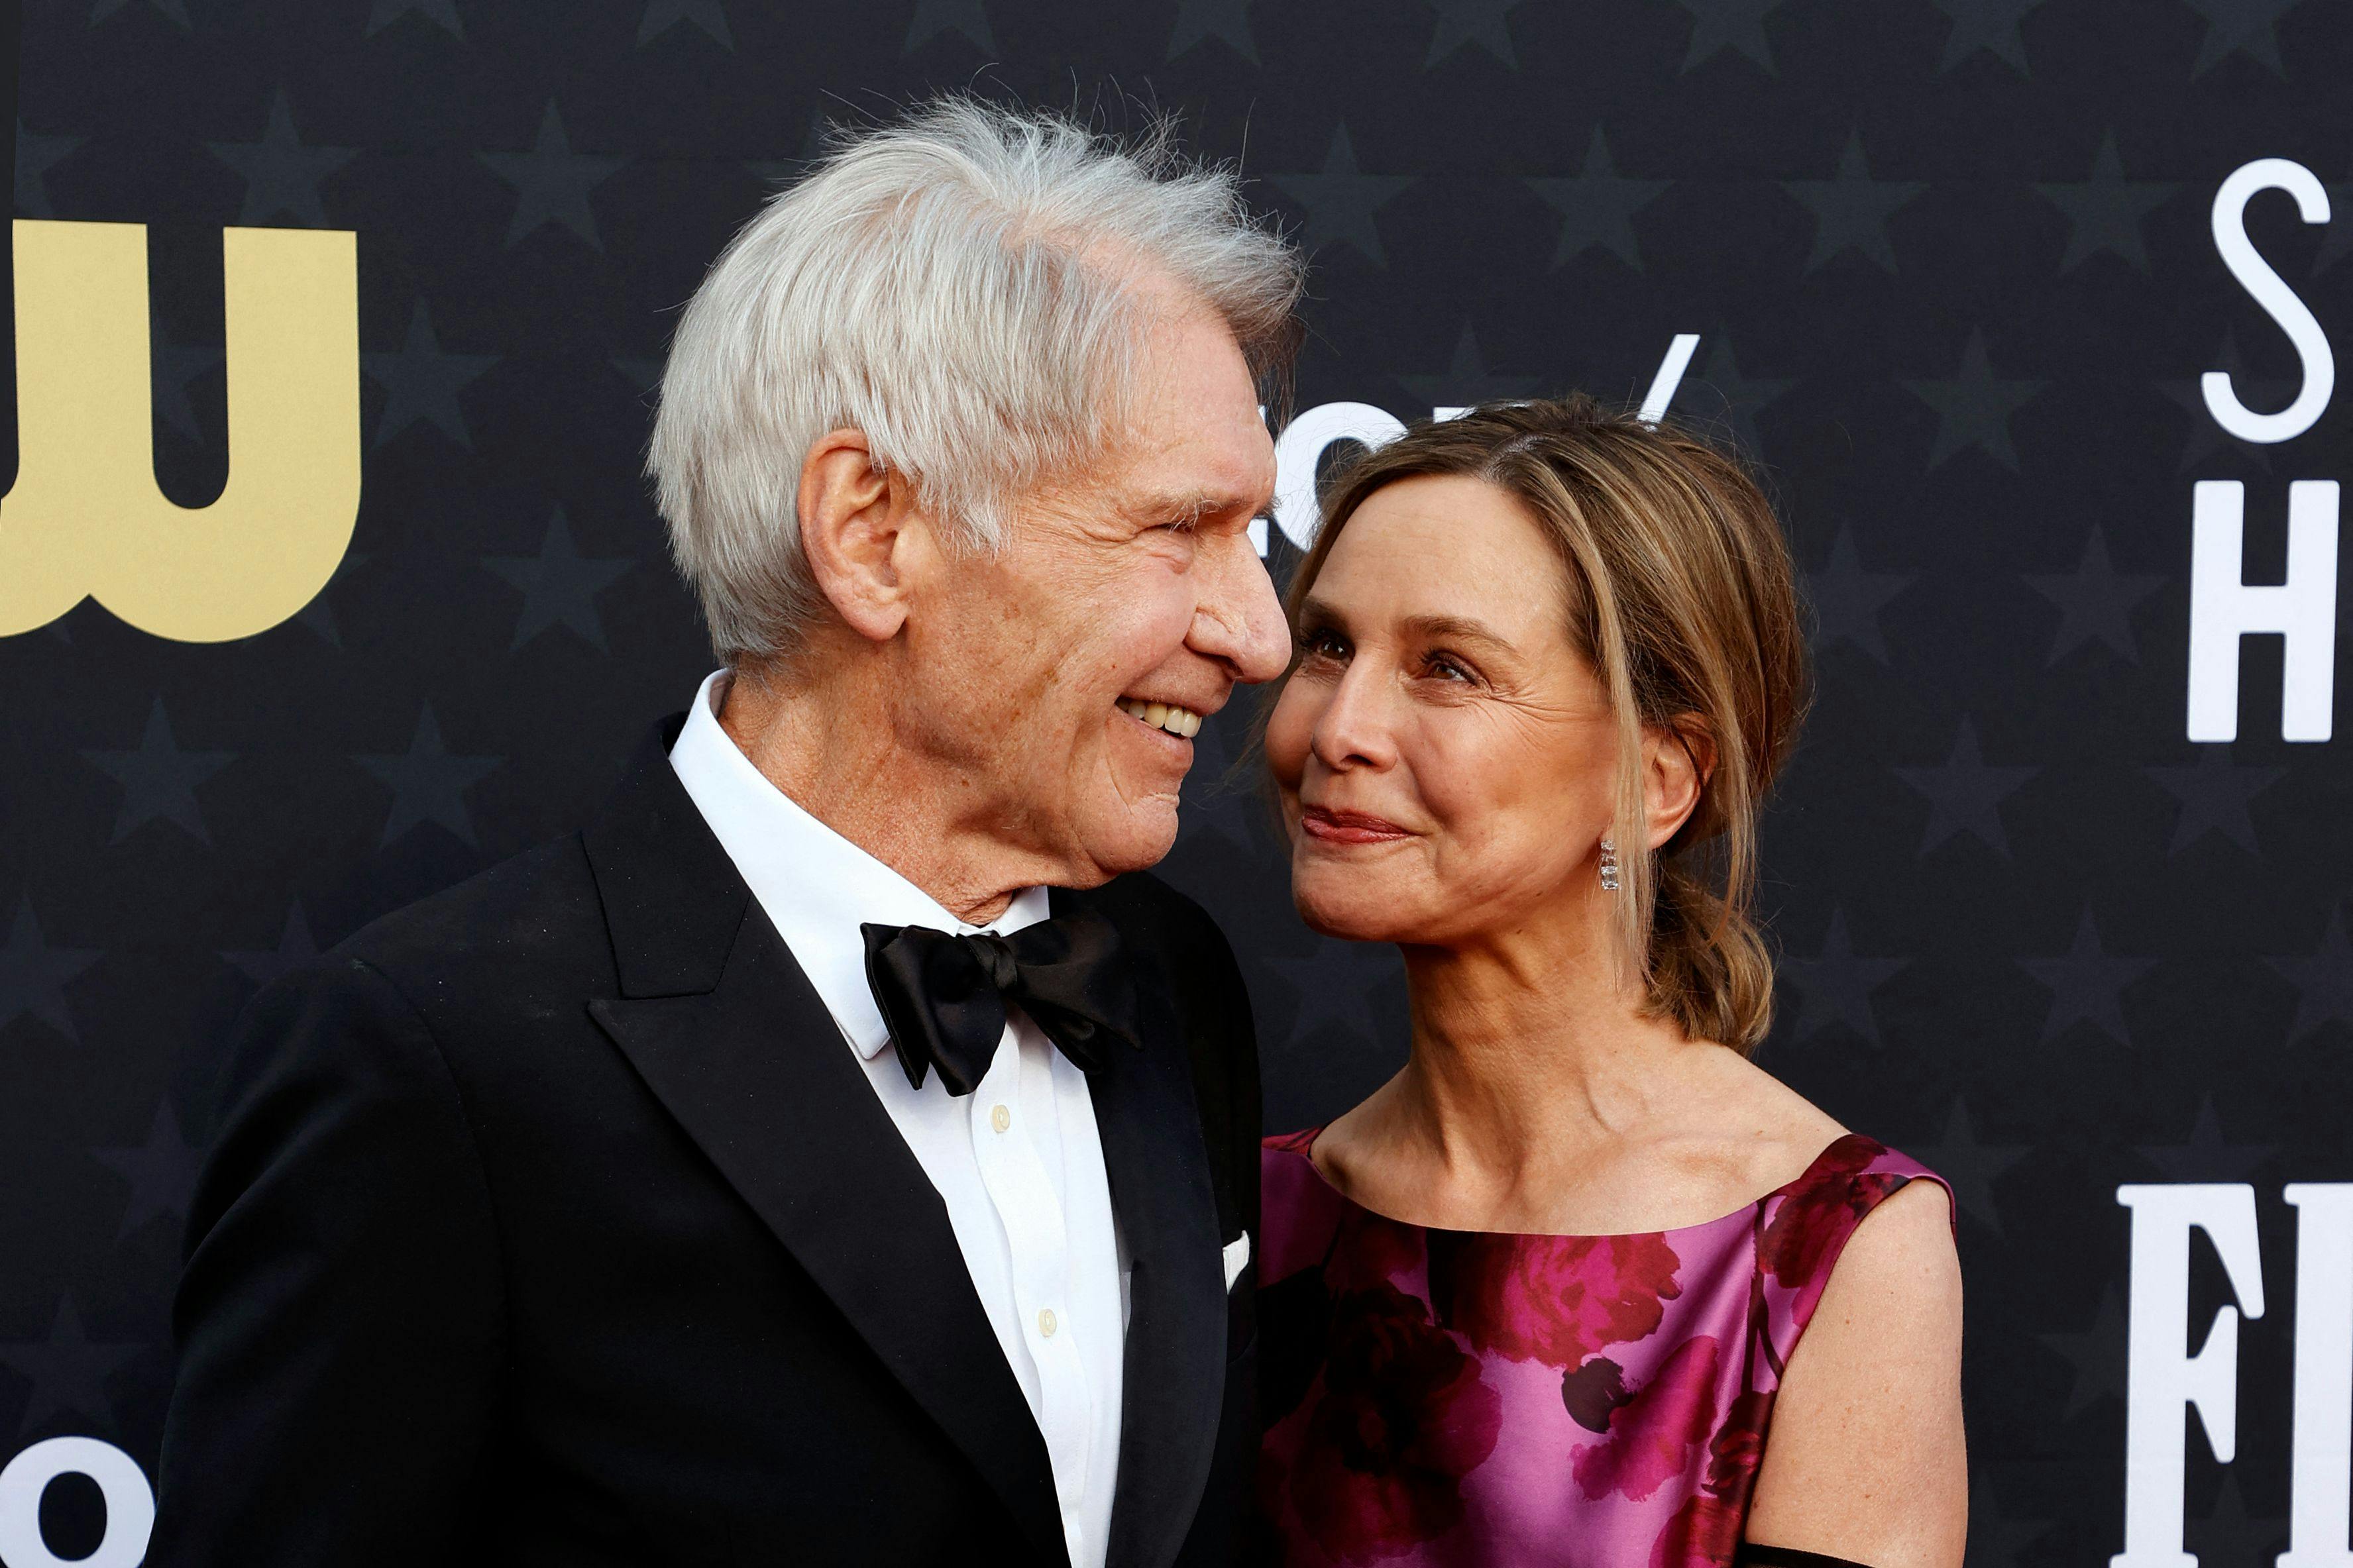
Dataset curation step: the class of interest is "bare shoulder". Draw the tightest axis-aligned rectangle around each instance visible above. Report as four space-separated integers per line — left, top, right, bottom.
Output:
1746 1175 1967 1565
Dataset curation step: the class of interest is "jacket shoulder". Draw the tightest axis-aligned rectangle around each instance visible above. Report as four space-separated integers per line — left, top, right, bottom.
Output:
332 833 610 996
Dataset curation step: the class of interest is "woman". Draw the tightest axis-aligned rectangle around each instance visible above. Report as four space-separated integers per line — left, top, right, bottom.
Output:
1254 397 1965 1567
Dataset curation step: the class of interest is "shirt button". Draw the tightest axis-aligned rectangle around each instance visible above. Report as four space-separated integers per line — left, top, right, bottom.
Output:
991 1104 1011 1134
1037 1308 1058 1339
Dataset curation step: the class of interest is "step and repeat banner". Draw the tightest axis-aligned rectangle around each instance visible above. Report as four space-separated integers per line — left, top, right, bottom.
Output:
5 0 2351 1561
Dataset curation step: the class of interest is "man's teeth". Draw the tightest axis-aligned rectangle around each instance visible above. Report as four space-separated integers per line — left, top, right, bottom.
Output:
1117 698 1202 739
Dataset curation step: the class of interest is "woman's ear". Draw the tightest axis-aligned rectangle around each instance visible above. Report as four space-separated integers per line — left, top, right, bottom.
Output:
796 429 921 643
1642 715 1716 851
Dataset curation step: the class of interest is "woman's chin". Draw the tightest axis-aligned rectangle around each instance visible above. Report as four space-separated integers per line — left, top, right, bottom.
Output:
1291 885 1417 945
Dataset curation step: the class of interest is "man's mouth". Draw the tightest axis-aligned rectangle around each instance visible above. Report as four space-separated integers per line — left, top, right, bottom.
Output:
1116 698 1204 739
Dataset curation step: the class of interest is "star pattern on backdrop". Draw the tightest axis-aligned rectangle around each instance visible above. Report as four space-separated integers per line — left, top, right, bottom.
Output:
1913 1098 2027 1236
93 1102 201 1241
2034 131 2178 273
16 123 84 219
2188 1476 2289 1563
356 707 503 851
365 0 464 37
1930 0 2046 72
0 1299 139 1437
484 509 635 652
366 300 498 450
1674 0 1783 73
905 0 996 52
1395 324 1542 410
638 0 731 48
1527 127 1668 272
2181 0 2303 76
1167 0 1256 62
2136 1096 2277 1183
294 550 371 649
1425 0 1523 68
1 900 99 1043
2158 332 2293 470
2018 909 2153 1045
1267 941 1405 1063
2268 909 2353 1045
1896 718 2036 857
1272 127 1412 269
1806 526 1913 662
207 90 360 229
2026 527 2163 664
1781 131 1923 273
150 331 223 444
480 102 625 250
82 698 235 847
1671 339 1792 460
1780 908 1907 1047
2039 1286 2127 1419
2146 746 2281 854
89 0 190 28
1902 327 2044 470
223 902 321 988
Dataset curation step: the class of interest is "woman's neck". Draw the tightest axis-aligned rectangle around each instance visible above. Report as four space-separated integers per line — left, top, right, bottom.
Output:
1321 912 1718 1228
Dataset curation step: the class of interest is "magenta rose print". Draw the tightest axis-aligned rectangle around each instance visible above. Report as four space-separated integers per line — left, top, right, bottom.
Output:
1286 1281 1504 1561
1758 1138 1910 1288
1431 1229 1684 1364
1571 1335 1722 1502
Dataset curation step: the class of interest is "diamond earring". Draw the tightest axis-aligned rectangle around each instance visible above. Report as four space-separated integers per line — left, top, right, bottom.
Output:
1598 835 1620 892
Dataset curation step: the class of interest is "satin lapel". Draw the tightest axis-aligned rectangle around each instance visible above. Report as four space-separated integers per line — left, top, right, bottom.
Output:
584 727 1067 1567
1059 888 1226 1568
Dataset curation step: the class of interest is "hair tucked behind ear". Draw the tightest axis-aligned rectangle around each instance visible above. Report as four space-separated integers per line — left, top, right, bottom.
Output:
1284 396 1811 1053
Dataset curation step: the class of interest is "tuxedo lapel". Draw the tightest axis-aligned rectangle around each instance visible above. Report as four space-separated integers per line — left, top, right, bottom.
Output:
1058 888 1227 1568
583 725 1067 1567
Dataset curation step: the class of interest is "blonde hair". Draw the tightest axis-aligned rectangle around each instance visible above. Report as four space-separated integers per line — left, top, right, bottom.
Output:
1286 395 1811 1052
649 96 1304 663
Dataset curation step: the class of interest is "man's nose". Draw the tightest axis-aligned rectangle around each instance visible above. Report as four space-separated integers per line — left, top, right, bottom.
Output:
1191 531 1290 684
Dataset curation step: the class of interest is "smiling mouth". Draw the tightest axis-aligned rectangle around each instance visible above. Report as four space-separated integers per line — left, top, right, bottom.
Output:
1117 698 1203 739
1301 806 1412 844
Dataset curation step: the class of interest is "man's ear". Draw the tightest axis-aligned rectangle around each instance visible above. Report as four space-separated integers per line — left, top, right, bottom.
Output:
797 429 920 644
1642 715 1717 851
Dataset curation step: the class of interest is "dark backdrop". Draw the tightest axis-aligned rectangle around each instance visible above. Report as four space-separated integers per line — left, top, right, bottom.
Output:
6 0 2352 1562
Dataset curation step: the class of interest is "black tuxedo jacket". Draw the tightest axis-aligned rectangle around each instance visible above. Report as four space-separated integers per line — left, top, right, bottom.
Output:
152 719 1262 1567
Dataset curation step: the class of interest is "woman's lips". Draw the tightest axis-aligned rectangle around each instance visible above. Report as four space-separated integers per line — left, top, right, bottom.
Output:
1300 806 1413 845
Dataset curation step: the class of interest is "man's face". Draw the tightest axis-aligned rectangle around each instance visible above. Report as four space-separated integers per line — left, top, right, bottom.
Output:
895 298 1287 885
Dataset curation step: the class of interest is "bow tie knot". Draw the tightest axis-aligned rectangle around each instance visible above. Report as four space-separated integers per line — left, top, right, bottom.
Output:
861 908 1140 1096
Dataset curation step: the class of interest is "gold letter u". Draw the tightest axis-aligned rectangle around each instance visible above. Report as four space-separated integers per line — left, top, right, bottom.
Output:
1 219 360 642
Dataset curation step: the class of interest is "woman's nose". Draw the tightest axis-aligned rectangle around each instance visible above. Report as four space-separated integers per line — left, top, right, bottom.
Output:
1311 660 1398 772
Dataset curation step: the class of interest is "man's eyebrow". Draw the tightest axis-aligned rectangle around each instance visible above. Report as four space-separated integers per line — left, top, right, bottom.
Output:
1132 489 1266 524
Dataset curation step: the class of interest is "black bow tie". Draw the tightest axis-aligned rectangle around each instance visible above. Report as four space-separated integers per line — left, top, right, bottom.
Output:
861 908 1142 1096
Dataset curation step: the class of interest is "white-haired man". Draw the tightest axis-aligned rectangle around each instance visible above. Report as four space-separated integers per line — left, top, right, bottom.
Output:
153 101 1302 1568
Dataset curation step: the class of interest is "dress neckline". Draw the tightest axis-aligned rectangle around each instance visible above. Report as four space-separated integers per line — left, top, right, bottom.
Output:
1280 1125 1876 1241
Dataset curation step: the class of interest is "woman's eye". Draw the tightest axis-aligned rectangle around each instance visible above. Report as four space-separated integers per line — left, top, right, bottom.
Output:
1301 629 1348 660
1426 655 1473 683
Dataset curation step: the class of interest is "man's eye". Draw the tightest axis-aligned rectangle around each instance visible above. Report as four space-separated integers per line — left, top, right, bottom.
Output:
1426 655 1473 683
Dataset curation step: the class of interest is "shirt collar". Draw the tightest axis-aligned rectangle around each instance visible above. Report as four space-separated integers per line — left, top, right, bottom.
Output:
667 668 1050 1060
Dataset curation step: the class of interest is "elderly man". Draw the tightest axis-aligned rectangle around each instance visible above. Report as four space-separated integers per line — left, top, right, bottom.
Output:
152 101 1301 1568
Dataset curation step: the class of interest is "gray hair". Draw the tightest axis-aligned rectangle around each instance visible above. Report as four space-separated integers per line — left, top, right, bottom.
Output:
647 97 1305 664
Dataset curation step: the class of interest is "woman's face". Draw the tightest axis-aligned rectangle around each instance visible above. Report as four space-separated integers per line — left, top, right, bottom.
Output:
1265 473 1621 949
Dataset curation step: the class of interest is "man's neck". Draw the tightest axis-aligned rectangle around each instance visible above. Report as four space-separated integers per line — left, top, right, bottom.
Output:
714 662 1048 925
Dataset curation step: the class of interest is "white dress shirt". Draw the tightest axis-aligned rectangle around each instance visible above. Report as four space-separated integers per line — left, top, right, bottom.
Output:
668 670 1124 1568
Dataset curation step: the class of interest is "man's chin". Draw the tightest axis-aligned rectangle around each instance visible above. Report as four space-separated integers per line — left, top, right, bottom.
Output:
1072 798 1183 882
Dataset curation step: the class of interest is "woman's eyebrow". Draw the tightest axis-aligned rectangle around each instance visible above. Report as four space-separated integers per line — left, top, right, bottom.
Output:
1400 612 1513 653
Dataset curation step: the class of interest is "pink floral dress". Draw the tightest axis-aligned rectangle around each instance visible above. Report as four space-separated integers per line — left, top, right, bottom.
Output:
1254 1130 1951 1567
